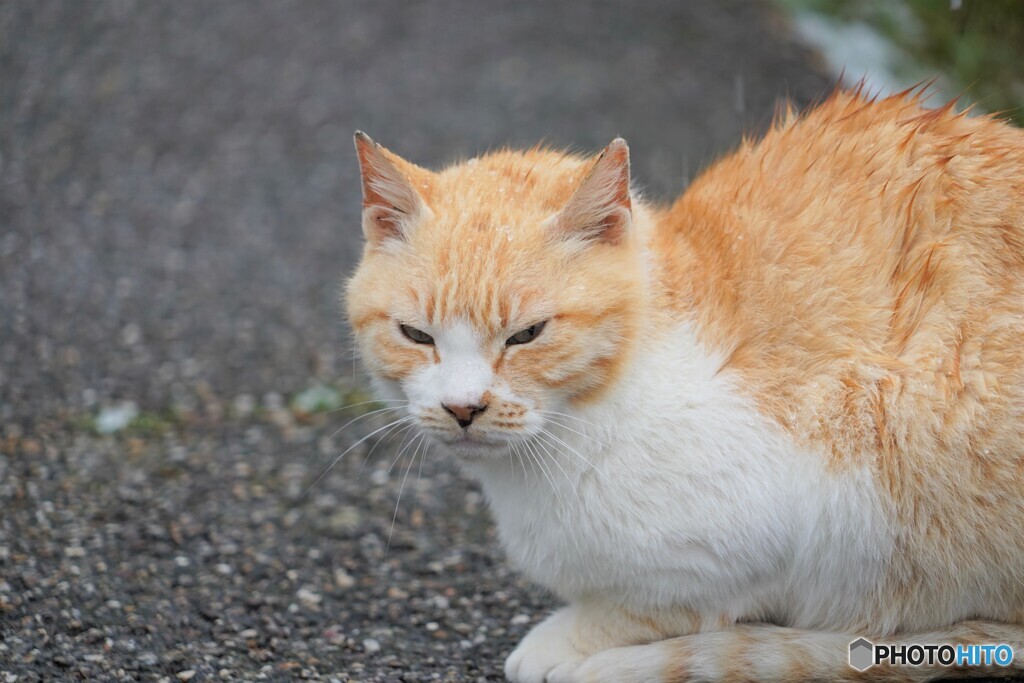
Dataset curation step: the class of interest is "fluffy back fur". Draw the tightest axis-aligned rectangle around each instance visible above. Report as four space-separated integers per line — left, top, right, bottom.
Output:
345 88 1024 682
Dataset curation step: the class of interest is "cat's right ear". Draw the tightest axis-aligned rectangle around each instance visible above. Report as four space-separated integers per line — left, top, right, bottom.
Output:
353 132 432 246
550 137 632 246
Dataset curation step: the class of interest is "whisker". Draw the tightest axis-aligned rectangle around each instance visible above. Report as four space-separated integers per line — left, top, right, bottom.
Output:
522 439 565 509
307 397 406 470
386 434 422 558
415 438 432 485
538 427 600 471
512 441 533 485
387 425 428 475
537 428 610 486
532 435 580 503
510 441 529 481
541 415 608 448
415 433 430 485
318 398 410 418
360 420 418 477
306 415 416 493
522 438 587 558
536 409 603 430
327 405 403 441
510 442 532 484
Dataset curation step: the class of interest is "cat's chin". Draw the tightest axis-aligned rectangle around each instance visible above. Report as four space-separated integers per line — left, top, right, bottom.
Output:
431 433 510 460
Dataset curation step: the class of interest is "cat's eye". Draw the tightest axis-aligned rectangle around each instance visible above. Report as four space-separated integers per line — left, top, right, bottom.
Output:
506 321 546 345
400 324 434 344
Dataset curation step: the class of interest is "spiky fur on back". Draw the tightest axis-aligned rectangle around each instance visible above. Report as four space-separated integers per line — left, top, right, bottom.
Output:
345 89 1024 682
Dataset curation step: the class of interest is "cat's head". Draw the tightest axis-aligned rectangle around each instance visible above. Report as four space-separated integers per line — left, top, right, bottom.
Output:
345 133 646 458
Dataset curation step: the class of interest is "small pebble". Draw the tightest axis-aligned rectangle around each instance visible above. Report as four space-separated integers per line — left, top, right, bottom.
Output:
233 394 255 417
333 567 355 589
362 638 381 654
323 625 346 645
296 586 322 607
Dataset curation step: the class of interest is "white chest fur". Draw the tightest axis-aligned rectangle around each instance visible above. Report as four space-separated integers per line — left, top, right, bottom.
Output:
464 324 895 630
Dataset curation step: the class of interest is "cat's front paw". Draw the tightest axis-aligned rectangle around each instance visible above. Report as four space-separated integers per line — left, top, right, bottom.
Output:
504 641 582 683
557 643 670 683
504 608 585 683
520 655 627 683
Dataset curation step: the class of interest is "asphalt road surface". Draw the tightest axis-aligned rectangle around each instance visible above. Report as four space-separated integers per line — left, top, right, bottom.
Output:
0 1 832 680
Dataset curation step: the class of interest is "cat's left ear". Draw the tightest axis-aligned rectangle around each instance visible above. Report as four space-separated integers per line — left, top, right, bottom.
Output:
353 131 432 245
552 138 631 244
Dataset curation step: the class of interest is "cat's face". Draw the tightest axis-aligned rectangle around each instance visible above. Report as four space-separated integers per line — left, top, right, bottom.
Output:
346 134 643 458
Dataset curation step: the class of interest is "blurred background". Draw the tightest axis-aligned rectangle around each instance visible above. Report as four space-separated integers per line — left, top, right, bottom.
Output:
0 1 1020 681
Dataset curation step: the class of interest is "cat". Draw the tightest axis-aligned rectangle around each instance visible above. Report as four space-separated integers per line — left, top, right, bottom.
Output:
344 86 1024 682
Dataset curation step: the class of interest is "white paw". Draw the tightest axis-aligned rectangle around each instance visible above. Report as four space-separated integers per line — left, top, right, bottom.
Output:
567 643 670 683
545 660 585 683
504 642 583 683
511 645 666 683
504 609 585 683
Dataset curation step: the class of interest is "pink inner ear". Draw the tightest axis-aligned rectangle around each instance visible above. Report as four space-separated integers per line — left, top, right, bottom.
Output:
355 144 396 210
601 143 631 211
593 208 628 243
557 139 632 244
363 205 404 243
354 133 427 244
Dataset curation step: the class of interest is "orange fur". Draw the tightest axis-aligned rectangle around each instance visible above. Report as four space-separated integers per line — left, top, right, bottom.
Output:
656 90 1024 630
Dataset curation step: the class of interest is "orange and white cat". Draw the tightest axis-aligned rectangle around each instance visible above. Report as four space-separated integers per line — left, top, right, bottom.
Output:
345 87 1024 682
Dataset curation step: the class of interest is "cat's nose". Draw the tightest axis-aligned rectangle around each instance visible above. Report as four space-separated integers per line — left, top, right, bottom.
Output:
442 402 488 428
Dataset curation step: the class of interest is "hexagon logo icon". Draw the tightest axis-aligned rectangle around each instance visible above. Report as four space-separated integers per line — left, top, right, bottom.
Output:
849 637 875 671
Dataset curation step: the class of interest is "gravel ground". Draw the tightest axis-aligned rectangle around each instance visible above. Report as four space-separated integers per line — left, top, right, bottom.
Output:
0 1 833 680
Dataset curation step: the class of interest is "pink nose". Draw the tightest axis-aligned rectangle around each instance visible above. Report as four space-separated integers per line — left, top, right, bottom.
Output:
442 402 487 428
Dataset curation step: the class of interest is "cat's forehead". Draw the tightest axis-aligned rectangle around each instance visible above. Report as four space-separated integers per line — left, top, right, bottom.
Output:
434 149 588 213
411 243 550 330
411 152 588 255
407 167 571 328
365 148 599 329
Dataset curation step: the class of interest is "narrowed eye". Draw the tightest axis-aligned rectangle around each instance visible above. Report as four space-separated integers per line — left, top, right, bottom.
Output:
399 324 434 344
506 321 547 345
